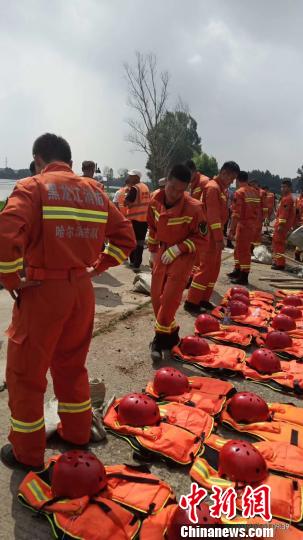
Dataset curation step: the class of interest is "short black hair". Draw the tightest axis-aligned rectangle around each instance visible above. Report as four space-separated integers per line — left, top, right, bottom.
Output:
32 133 72 164
220 161 240 175
29 160 36 175
82 160 95 170
282 179 292 188
238 171 248 182
185 159 196 172
168 164 191 184
263 185 269 190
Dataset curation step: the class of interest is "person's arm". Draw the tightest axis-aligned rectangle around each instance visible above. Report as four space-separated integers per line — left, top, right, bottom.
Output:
277 198 292 232
124 186 137 206
93 201 136 274
206 185 225 246
229 191 242 237
176 206 207 255
0 179 37 291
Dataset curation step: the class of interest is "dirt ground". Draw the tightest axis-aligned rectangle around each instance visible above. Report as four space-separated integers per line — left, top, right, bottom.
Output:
0 250 302 539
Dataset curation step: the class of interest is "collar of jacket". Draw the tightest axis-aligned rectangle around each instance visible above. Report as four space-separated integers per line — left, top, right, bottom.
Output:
42 161 73 174
213 176 226 192
154 189 187 216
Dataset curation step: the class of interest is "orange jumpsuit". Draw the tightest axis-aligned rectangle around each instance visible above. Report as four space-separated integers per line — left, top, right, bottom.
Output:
272 193 295 268
0 162 135 467
295 194 303 258
190 171 209 200
266 191 275 221
231 185 260 273
187 177 228 305
147 191 204 348
252 187 267 247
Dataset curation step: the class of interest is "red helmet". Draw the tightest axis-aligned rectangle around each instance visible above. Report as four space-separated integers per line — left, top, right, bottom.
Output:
118 393 160 427
195 314 220 335
249 348 281 374
230 286 249 298
219 440 268 485
167 504 222 538
231 293 250 306
280 306 302 320
228 392 270 423
153 367 189 396
265 331 293 350
271 314 296 332
228 300 248 316
180 336 211 357
282 295 303 307
52 450 107 499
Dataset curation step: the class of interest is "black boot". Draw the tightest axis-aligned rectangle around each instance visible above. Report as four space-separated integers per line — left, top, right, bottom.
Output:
1 444 44 471
231 271 249 285
227 268 241 279
200 300 216 311
150 335 162 362
226 239 234 249
295 251 301 262
184 301 202 315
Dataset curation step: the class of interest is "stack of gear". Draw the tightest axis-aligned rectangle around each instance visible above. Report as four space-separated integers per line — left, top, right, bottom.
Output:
145 367 235 415
256 330 303 360
211 287 274 329
190 434 303 531
18 450 175 540
195 313 260 348
103 393 212 465
275 290 303 301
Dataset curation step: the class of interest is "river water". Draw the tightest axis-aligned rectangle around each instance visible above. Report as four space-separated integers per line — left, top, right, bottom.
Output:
0 179 16 200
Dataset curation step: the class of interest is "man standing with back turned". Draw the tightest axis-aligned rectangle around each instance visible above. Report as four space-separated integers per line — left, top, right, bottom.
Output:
0 133 135 470
125 169 151 271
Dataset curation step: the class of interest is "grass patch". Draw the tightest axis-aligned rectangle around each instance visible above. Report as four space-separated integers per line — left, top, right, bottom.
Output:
0 201 5 211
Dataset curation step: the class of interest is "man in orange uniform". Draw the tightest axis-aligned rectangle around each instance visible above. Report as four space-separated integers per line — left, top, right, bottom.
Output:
264 186 276 222
295 189 303 261
272 179 295 270
186 160 209 200
227 171 260 285
0 133 135 470
147 164 205 361
251 182 267 250
184 161 240 313
125 169 151 271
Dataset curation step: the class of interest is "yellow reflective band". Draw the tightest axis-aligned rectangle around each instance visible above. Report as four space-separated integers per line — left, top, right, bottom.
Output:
210 223 221 230
152 207 160 221
167 216 193 225
220 193 227 200
42 206 108 223
184 239 195 253
193 187 202 194
279 219 286 223
0 257 24 274
155 320 177 333
27 480 48 502
191 282 206 291
166 247 177 261
104 243 127 264
193 460 233 487
147 236 159 245
10 416 44 433
207 283 215 287
58 398 91 414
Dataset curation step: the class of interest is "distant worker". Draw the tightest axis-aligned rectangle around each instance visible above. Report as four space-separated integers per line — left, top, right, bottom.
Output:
186 160 209 200
151 177 166 198
147 164 204 361
82 160 96 178
113 180 130 217
295 188 303 262
125 169 151 271
227 171 260 285
0 133 135 470
184 161 240 314
272 179 295 270
250 182 267 251
263 186 276 222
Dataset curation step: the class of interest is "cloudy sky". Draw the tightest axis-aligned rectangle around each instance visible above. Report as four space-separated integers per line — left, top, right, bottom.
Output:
0 0 302 177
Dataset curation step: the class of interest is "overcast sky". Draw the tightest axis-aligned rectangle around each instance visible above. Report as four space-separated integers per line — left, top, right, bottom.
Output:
0 0 302 177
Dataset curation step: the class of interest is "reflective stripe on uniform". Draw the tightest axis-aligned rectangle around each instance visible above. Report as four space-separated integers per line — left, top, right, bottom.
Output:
191 281 207 291
207 282 215 288
155 320 177 333
104 243 127 264
183 239 196 253
279 219 286 223
147 236 159 245
152 207 160 221
10 416 44 433
0 257 24 273
27 480 48 502
210 223 221 230
58 398 91 414
42 206 108 223
167 216 193 225
193 187 202 194
191 459 232 488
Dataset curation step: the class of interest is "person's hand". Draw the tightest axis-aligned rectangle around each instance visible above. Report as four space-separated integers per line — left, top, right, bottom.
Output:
149 252 157 269
10 278 41 301
85 267 98 279
161 245 181 265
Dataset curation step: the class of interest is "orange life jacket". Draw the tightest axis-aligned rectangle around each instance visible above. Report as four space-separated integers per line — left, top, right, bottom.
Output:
275 290 303 300
195 324 260 347
126 183 151 222
256 333 303 360
222 297 275 314
116 187 127 217
211 305 271 328
103 400 204 465
226 288 275 305
145 376 235 416
221 403 303 448
173 343 246 374
242 359 303 397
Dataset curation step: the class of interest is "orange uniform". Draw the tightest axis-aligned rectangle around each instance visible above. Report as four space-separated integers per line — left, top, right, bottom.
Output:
266 191 275 220
272 193 295 268
126 182 151 269
295 194 303 259
0 162 135 467
190 171 209 200
187 177 228 305
232 185 260 274
115 187 127 217
147 190 204 348
252 187 266 248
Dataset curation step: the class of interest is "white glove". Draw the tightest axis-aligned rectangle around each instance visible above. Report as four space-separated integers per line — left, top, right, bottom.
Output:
149 252 157 269
161 244 181 265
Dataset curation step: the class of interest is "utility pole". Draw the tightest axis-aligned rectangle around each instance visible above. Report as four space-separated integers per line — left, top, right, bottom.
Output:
5 156 8 168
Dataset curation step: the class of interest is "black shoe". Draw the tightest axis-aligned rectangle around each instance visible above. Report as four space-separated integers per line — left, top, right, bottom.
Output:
271 264 285 271
231 271 249 285
295 252 301 262
1 444 44 471
227 268 241 279
184 301 202 315
226 239 234 249
150 336 162 362
200 301 215 311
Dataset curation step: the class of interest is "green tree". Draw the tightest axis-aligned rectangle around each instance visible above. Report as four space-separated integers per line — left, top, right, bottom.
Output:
193 152 218 178
296 165 303 192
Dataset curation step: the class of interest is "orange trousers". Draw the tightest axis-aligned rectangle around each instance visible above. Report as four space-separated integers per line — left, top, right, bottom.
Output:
151 249 195 335
252 220 263 247
6 276 95 467
234 223 255 273
272 230 287 267
187 239 222 304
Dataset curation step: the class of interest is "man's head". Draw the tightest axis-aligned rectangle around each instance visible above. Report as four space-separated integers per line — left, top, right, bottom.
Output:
249 179 257 188
127 169 142 186
29 160 36 176
32 133 72 173
82 160 96 178
158 177 166 190
218 161 240 188
165 164 191 206
185 159 197 182
263 186 269 192
237 171 248 185
281 179 292 197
